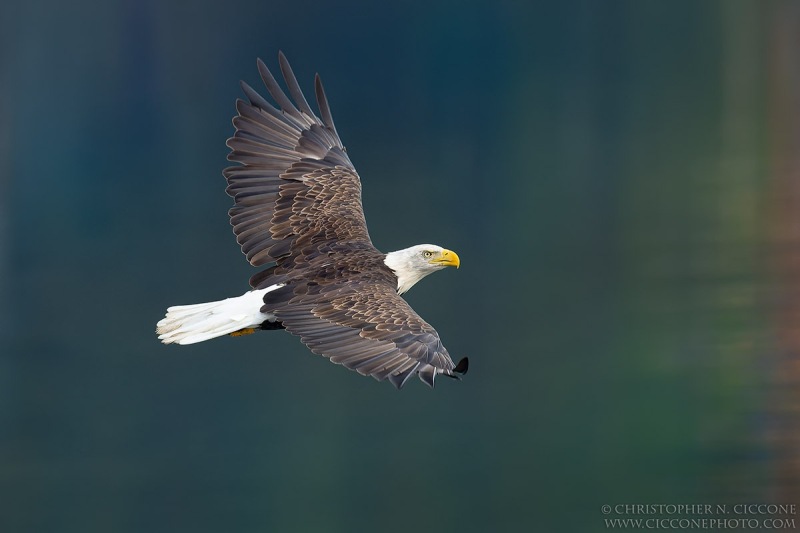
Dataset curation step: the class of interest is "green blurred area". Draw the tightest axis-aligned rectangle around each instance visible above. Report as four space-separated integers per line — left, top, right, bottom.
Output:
1 1 798 531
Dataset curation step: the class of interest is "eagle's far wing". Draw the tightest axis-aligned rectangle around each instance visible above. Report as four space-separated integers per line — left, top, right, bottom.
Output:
225 52 372 267
264 280 469 389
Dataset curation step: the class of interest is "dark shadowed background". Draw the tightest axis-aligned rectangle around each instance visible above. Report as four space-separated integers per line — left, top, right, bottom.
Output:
2 1 799 532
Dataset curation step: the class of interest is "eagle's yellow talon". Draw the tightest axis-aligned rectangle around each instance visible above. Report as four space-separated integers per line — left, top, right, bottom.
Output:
230 327 257 337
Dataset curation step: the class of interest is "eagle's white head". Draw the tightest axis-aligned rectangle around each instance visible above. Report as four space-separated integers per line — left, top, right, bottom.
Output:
384 244 460 295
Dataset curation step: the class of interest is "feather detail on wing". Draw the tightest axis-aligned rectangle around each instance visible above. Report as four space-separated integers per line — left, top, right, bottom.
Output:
263 277 465 388
224 52 372 268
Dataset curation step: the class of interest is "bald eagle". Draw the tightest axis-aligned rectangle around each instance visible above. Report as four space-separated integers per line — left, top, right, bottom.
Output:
156 53 468 389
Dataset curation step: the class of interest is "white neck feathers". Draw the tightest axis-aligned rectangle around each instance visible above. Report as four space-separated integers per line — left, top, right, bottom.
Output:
384 247 437 295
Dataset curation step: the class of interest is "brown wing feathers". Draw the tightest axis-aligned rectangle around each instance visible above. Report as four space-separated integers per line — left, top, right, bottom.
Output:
225 52 365 267
263 281 460 387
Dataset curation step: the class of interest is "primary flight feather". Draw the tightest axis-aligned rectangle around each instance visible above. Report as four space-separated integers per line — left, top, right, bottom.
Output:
156 52 467 389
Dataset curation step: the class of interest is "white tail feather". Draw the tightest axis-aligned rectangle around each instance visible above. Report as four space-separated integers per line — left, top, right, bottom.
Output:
156 285 282 345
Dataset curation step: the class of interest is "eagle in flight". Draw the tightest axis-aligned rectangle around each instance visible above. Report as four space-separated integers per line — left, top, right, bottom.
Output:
156 52 468 389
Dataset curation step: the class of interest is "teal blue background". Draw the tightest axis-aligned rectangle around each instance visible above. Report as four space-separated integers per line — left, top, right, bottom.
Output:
2 1 798 531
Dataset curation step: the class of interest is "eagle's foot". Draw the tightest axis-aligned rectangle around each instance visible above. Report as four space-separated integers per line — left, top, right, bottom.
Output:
229 327 257 337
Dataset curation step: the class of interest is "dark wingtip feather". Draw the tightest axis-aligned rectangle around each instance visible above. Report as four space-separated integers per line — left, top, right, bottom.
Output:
257 57 302 121
442 357 469 381
239 80 273 111
315 73 339 137
256 57 268 78
278 52 315 117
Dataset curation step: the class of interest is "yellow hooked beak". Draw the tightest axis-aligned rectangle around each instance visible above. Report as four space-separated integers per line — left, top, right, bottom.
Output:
431 248 460 268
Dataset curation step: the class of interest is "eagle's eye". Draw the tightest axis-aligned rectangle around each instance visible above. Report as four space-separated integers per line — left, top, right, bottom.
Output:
423 251 433 258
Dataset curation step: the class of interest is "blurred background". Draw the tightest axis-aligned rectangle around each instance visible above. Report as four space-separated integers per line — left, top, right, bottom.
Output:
2 0 799 531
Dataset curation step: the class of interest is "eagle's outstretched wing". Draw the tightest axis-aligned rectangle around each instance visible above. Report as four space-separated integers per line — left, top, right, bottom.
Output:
225 52 372 268
264 279 468 388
